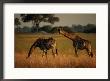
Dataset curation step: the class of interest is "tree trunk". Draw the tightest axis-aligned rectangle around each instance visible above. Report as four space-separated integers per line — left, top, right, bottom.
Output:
35 24 39 32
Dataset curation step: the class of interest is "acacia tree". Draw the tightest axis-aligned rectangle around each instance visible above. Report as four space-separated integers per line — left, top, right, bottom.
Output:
20 14 59 32
14 18 21 32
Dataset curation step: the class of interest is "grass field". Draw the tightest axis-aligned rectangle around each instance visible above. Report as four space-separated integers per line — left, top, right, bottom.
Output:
15 33 96 68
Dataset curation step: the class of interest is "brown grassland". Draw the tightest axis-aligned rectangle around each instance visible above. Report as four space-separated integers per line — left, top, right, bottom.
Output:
15 33 96 68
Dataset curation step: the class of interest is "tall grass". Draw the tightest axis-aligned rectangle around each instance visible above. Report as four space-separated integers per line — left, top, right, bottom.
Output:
15 33 96 68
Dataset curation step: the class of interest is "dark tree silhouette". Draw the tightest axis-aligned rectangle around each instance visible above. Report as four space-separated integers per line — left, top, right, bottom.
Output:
71 24 96 33
84 24 96 33
39 25 52 33
20 14 59 32
14 18 21 32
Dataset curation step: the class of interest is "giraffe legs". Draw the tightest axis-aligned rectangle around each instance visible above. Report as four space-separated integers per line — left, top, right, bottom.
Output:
52 48 58 58
52 49 55 58
56 49 58 55
75 47 78 57
42 50 47 58
45 51 47 58
86 48 93 57
42 50 45 57
42 48 58 58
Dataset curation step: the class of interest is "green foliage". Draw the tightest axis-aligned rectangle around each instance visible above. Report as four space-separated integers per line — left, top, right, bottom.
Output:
63 26 73 33
49 27 59 33
72 24 96 33
83 24 96 33
15 24 96 33
15 18 21 32
39 25 52 33
20 14 60 32
15 18 21 26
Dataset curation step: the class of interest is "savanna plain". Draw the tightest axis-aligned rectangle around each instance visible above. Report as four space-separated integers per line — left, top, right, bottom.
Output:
15 33 96 68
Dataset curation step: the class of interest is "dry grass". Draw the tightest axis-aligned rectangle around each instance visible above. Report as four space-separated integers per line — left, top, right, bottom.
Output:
15 52 96 68
15 33 96 68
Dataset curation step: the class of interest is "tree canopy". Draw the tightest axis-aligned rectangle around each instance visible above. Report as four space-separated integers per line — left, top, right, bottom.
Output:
14 18 21 26
14 18 21 32
20 14 59 32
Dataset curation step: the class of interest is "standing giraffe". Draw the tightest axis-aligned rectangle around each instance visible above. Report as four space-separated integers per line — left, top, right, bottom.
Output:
58 27 93 57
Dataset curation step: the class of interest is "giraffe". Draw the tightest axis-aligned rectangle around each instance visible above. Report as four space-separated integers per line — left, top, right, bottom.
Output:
58 27 93 57
27 37 58 58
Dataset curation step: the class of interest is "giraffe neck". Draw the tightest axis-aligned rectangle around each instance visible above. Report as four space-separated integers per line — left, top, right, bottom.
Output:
60 31 75 40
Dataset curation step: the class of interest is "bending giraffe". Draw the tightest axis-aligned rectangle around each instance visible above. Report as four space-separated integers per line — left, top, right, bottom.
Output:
58 27 93 57
27 37 58 58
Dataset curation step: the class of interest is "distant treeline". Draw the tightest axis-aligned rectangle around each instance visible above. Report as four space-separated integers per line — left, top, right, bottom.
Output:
15 24 96 33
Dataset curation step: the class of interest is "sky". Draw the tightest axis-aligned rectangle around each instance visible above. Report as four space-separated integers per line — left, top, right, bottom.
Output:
15 14 96 28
